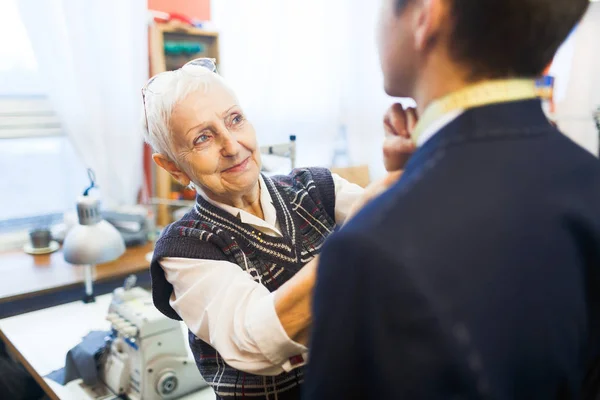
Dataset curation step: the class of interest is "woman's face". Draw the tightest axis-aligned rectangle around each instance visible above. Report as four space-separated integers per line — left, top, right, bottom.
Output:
169 83 262 201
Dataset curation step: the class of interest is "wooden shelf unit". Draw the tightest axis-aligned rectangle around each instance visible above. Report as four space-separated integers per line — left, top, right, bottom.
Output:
148 23 220 226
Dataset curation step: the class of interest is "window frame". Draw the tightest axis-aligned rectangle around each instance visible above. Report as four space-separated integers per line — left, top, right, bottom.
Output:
0 96 62 139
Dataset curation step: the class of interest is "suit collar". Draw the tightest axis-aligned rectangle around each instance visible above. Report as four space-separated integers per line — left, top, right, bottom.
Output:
403 99 553 177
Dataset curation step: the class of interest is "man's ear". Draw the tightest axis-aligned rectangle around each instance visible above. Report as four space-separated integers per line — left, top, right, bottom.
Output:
413 0 445 51
152 153 191 187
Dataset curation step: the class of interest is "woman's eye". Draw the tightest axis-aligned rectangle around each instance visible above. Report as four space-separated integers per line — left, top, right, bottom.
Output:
232 114 243 125
195 134 211 145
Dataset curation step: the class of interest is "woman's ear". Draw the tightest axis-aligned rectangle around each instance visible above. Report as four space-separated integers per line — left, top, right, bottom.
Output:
152 153 191 187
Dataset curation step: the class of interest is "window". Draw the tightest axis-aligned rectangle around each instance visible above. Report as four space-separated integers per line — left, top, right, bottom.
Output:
0 0 87 237
0 0 41 96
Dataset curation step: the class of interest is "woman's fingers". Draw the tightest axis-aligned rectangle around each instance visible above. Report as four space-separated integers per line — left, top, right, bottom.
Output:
406 107 418 131
383 104 418 171
384 103 410 138
383 136 416 172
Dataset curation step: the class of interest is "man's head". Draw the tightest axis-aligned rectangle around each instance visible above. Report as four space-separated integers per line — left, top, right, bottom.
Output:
378 0 589 98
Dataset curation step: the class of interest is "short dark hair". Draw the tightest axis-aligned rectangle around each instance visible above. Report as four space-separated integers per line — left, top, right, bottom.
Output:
396 0 589 79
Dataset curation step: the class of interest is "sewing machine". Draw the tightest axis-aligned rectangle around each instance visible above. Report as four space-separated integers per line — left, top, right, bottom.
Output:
70 277 208 399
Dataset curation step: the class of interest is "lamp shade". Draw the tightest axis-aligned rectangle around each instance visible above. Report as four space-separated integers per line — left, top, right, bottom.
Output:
63 195 125 265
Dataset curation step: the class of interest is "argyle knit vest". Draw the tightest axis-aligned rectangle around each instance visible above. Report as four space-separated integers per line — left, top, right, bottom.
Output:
150 168 336 400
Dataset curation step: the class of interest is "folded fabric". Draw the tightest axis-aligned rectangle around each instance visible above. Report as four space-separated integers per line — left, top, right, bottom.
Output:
47 330 110 386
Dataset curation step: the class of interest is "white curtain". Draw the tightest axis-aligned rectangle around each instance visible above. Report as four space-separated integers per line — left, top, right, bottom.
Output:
338 0 415 179
212 0 345 168
212 0 413 179
551 2 600 156
18 0 148 208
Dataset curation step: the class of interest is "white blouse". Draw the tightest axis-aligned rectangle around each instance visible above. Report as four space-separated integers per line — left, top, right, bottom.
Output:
160 173 363 375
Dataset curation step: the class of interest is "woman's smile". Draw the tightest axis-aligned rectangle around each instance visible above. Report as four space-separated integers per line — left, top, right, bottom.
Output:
222 156 251 174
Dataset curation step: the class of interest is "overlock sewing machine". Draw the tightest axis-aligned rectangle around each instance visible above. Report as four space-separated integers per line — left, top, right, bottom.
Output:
68 276 208 399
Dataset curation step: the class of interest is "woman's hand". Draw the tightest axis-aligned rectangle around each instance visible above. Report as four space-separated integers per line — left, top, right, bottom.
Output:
343 104 418 221
383 103 418 172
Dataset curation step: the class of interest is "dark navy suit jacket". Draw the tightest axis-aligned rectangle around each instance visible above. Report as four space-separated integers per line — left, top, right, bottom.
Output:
304 100 600 399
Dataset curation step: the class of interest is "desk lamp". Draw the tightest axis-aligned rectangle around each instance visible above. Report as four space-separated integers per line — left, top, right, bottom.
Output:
63 170 125 303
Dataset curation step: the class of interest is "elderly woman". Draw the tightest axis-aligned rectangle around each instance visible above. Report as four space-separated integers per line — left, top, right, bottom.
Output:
142 58 365 400
143 58 414 400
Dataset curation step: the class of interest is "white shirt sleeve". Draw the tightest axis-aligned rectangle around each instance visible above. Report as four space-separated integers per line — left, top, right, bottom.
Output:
331 173 365 224
161 257 308 376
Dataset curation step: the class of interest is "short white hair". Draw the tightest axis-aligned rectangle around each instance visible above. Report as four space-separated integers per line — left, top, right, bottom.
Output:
141 66 232 162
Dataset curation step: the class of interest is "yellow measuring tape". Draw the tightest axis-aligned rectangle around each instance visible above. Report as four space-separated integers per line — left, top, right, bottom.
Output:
411 79 539 144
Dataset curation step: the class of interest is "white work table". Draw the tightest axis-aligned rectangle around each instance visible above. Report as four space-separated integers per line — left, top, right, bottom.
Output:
0 293 215 400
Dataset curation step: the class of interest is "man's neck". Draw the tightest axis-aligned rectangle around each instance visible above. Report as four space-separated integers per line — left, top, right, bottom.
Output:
411 55 477 114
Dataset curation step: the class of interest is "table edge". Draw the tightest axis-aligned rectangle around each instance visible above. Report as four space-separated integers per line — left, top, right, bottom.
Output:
0 328 60 400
